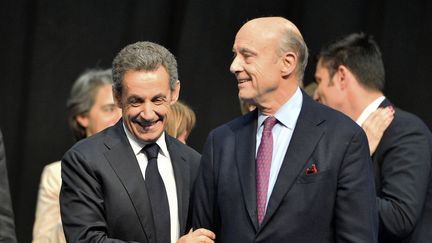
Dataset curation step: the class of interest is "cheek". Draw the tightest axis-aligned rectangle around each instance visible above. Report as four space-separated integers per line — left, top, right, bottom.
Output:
317 87 332 106
92 113 111 128
156 104 170 117
322 89 341 107
316 86 326 99
104 113 115 126
124 106 141 117
253 63 265 76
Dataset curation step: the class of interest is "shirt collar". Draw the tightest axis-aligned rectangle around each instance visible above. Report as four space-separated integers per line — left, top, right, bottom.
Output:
122 122 169 157
356 96 386 126
257 87 303 129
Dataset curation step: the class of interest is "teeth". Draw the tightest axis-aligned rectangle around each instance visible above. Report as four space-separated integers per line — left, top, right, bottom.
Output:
238 79 251 83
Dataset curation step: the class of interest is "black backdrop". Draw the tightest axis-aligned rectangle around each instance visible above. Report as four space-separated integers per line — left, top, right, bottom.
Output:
1 0 431 242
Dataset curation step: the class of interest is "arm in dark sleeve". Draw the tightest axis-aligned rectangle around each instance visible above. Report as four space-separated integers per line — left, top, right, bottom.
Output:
60 149 137 243
335 128 378 243
0 130 17 243
377 121 431 238
192 131 218 231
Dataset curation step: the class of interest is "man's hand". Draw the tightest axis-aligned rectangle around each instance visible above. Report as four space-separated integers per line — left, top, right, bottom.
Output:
177 228 216 243
362 106 394 155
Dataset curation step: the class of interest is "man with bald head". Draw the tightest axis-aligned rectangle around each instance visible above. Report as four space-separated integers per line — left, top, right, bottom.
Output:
191 17 378 242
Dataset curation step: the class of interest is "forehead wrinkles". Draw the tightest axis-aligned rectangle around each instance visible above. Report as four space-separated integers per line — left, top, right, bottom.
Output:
234 29 280 56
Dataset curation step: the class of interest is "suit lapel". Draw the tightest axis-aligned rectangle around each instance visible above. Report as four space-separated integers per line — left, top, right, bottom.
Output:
373 98 393 185
235 110 259 230
165 135 190 234
261 93 325 228
103 121 155 242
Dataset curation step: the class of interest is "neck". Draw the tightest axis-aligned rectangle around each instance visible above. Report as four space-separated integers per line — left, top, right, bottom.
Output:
257 82 298 116
346 88 384 121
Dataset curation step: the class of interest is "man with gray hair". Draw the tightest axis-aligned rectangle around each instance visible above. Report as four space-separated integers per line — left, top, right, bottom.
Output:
191 17 378 242
60 42 214 242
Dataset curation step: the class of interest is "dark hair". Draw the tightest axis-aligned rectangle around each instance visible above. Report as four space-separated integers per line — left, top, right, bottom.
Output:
317 33 385 91
66 69 113 140
112 41 178 97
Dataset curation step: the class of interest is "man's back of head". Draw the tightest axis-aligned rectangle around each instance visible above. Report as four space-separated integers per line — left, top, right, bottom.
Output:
318 33 385 92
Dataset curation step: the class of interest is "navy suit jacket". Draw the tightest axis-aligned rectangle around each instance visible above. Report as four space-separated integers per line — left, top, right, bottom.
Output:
192 91 378 242
374 99 432 243
60 120 201 242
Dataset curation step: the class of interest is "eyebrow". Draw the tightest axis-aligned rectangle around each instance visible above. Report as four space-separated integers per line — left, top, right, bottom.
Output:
233 47 257 56
127 95 143 102
152 93 168 100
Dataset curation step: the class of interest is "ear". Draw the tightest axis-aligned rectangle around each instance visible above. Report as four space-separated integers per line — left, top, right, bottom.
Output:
170 80 180 104
76 114 89 128
281 51 297 77
336 65 350 90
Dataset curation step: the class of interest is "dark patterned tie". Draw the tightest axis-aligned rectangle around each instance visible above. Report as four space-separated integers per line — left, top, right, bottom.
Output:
142 143 170 243
256 116 277 225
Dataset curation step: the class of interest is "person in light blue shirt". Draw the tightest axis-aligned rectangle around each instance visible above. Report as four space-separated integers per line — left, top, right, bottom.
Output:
191 16 378 243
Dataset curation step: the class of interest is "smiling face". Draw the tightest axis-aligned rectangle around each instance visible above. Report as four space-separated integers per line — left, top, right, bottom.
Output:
230 22 285 107
115 66 179 143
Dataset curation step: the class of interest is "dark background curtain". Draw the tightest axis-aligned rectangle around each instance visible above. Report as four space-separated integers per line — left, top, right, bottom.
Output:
1 0 431 242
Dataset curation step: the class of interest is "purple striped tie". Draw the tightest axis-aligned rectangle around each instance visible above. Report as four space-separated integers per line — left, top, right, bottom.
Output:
256 116 277 225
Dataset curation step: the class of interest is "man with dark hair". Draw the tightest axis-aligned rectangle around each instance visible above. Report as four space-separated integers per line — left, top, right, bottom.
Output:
315 32 432 243
60 42 214 242
191 17 378 242
0 129 17 243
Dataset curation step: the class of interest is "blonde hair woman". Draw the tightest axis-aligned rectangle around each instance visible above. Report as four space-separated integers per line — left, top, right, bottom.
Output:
165 100 196 143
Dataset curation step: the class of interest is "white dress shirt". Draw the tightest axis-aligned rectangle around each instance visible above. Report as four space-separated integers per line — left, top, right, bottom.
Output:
356 96 386 126
123 124 179 243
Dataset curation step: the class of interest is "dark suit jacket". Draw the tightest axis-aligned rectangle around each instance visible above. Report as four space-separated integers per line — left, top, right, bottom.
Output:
192 91 378 243
374 99 432 243
60 120 201 242
0 129 17 243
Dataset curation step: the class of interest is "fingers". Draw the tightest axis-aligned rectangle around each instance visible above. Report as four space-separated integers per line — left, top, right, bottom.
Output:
364 106 394 131
376 106 394 131
362 106 395 155
193 228 216 240
177 228 215 243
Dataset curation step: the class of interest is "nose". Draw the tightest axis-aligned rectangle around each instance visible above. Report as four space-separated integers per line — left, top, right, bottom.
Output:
139 102 155 121
230 55 243 74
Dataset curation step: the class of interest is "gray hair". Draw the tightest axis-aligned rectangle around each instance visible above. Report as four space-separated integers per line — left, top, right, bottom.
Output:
112 41 178 97
66 69 113 140
278 29 309 82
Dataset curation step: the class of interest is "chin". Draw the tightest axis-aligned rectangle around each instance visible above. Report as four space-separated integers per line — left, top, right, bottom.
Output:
137 133 163 143
142 127 165 141
239 95 253 103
